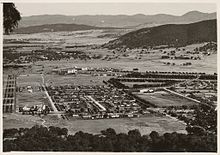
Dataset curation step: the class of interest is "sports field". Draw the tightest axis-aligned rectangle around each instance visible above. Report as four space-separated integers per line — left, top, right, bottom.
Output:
133 91 198 107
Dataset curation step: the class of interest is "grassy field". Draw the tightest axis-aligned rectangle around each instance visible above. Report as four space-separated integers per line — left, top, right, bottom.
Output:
3 113 186 135
17 92 49 107
4 55 216 76
3 113 44 129
33 53 216 75
16 74 50 107
17 74 42 87
44 74 112 86
133 91 198 107
41 114 186 135
4 29 119 46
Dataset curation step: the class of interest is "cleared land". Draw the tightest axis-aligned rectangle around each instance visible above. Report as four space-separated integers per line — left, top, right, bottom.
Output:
42 114 186 135
3 113 44 129
17 92 49 107
3 113 186 135
4 29 122 46
35 54 216 75
16 74 50 107
44 74 112 86
133 91 198 107
17 74 42 87
4 30 217 74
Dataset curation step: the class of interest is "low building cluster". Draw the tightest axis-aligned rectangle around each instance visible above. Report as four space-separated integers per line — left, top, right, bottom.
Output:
46 85 141 119
19 104 50 115
51 66 128 76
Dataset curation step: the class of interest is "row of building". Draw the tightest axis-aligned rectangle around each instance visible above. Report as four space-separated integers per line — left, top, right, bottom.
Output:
46 85 142 118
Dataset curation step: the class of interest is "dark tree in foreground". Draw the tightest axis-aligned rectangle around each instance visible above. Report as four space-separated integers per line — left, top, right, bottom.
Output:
3 3 21 34
3 125 217 152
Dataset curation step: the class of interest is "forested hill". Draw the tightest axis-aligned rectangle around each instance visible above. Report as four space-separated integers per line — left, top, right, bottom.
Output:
104 19 217 49
14 23 117 34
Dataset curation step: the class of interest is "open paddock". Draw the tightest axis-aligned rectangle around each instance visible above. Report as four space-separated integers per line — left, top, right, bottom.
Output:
17 74 42 87
3 114 187 135
42 114 186 135
4 52 215 76
16 74 50 107
3 113 44 129
35 54 217 75
17 91 49 107
44 74 112 86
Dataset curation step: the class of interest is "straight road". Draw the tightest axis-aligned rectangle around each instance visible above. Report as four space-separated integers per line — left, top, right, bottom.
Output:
41 74 60 115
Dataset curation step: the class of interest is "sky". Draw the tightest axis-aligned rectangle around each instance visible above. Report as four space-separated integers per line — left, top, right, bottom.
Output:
15 3 216 17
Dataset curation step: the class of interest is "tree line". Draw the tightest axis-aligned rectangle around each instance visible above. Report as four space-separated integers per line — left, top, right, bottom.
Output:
124 72 198 79
3 125 217 152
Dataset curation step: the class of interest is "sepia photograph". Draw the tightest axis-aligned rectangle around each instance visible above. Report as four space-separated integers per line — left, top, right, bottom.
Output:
2 1 218 153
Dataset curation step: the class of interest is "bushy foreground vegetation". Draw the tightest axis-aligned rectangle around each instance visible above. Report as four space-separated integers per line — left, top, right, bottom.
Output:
3 125 216 152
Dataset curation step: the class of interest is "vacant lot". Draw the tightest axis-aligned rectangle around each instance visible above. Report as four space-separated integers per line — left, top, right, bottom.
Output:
133 91 198 107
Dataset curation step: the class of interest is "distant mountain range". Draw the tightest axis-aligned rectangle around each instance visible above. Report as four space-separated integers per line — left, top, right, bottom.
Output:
19 11 216 28
103 19 217 49
14 23 118 34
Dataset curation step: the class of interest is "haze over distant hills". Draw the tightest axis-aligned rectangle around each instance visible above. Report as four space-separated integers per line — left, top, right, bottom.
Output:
104 19 217 49
19 11 216 28
14 23 118 34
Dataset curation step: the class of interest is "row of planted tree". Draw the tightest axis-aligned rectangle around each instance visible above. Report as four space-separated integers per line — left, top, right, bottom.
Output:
123 72 217 80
